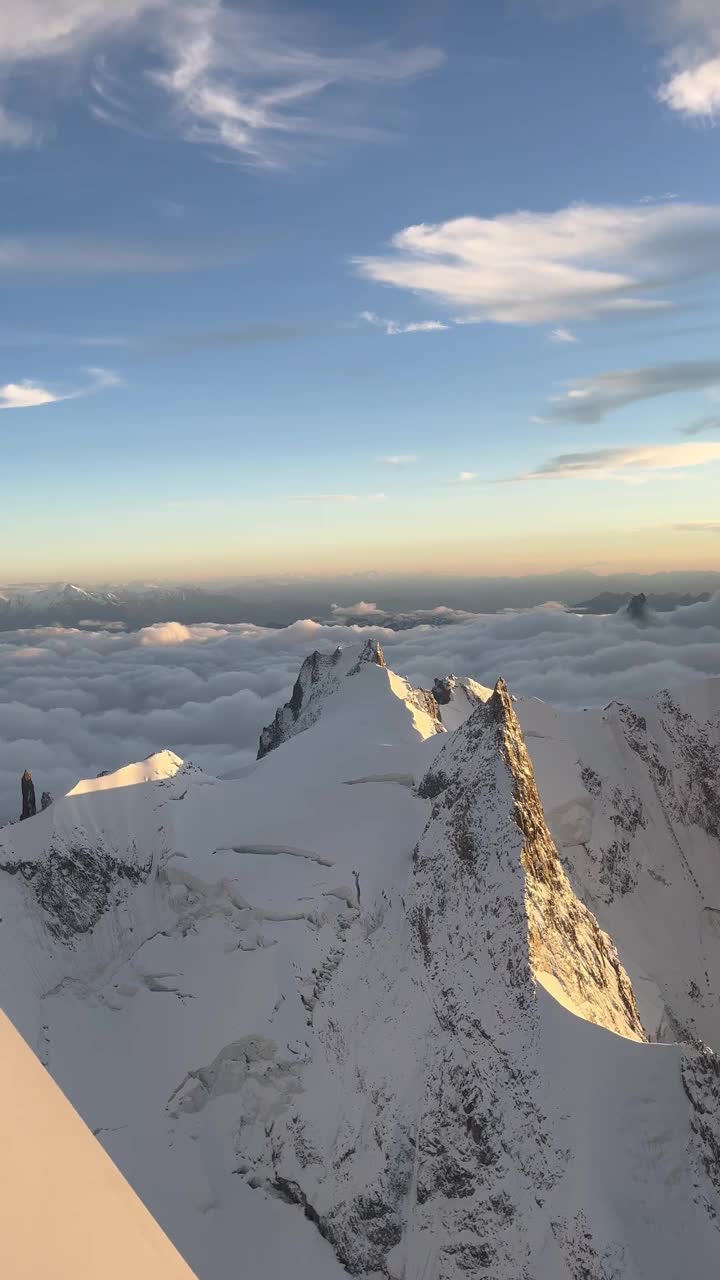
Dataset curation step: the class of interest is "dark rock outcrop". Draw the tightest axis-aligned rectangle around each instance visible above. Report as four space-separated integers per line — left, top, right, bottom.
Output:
626 592 650 624
40 791 53 811
20 770 36 821
0 842 153 942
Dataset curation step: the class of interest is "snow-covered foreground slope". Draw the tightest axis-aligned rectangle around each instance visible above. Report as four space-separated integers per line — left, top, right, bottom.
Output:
0 641 719 1278
0 1010 196 1280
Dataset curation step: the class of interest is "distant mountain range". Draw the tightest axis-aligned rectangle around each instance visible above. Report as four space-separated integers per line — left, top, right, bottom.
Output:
1 576 718 632
573 591 712 615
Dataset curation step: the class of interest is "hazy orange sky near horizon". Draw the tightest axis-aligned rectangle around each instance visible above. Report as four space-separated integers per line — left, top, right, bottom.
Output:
5 516 719 584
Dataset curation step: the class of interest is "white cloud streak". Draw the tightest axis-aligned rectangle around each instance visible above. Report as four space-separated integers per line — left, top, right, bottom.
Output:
0 367 120 411
359 310 449 336
378 455 418 465
519 441 720 481
355 202 720 326
549 327 578 343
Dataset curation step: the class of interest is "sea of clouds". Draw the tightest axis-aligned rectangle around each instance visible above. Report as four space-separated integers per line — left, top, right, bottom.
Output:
1 595 720 822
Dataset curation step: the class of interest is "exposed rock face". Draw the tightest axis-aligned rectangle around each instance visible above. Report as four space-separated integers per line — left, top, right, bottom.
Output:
257 639 388 759
431 675 456 705
417 680 644 1041
40 791 53 811
20 770 36 821
0 840 153 942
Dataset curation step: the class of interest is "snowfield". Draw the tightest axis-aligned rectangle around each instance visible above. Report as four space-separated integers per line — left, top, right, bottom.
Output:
0 639 719 1277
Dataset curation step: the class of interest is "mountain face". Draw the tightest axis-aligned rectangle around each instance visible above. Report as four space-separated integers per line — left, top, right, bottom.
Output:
515 682 720 1054
1 644 719 1279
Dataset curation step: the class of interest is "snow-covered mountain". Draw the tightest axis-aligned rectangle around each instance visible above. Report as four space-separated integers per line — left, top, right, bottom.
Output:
1 641 719 1278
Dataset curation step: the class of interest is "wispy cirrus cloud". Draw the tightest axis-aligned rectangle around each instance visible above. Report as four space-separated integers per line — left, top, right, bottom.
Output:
378 454 418 465
0 235 250 278
0 367 120 411
0 0 161 62
0 105 44 149
519 441 720 482
544 359 720 423
549 327 578 343
359 310 449 336
141 7 444 168
290 493 386 504
355 202 720 327
674 520 720 532
0 2 443 163
678 414 720 436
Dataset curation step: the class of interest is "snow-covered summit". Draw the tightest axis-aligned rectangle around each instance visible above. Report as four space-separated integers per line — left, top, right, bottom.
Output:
257 638 443 758
68 750 184 796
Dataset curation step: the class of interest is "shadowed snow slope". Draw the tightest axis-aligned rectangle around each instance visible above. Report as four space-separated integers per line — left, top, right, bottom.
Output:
0 641 719 1279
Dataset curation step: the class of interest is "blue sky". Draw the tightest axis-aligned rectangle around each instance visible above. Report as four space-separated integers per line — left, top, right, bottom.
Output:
2 0 720 581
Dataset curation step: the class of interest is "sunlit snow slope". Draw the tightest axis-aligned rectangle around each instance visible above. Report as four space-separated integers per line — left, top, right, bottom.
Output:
0 641 719 1279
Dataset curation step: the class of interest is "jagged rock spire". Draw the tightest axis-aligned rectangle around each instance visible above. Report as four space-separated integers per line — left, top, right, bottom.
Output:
346 637 386 674
40 791 53 811
416 676 644 1041
627 591 650 624
20 770 36 821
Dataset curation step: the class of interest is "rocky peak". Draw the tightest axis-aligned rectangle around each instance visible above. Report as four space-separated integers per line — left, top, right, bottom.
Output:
20 770 36 822
627 591 650 624
417 677 644 1041
257 638 388 759
429 673 494 731
431 674 457 705
347 637 386 672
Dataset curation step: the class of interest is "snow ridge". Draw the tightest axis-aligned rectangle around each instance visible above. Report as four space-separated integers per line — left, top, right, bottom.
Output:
257 638 443 759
